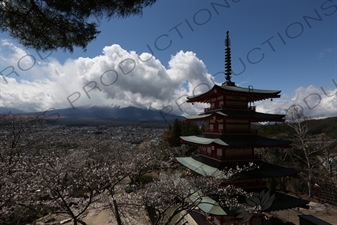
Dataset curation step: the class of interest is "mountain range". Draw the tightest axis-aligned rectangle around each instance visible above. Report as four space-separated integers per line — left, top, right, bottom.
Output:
0 106 184 126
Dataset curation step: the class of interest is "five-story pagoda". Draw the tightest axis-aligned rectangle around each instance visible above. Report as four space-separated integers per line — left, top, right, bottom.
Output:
176 31 309 225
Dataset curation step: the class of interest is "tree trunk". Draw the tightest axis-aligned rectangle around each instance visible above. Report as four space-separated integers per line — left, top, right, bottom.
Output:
308 173 312 198
306 153 312 198
113 199 123 225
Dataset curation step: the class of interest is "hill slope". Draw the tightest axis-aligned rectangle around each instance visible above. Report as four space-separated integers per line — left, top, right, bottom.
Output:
257 116 337 137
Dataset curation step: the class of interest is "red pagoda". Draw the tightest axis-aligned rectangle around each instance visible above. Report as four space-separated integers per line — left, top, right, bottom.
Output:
176 31 309 225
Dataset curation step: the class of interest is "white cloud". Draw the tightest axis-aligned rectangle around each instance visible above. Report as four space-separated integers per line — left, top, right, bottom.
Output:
0 41 213 115
256 85 337 119
1 40 336 119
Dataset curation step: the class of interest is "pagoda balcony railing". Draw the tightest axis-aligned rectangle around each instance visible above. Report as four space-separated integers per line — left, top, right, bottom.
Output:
248 105 256 111
202 152 262 161
203 129 258 134
204 107 212 112
204 105 255 112
221 129 258 134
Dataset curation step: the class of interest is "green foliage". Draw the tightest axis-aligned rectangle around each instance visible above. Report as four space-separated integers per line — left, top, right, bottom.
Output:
0 0 157 52
168 119 181 147
257 123 294 138
258 116 337 138
261 116 337 197
306 117 337 136
166 119 201 147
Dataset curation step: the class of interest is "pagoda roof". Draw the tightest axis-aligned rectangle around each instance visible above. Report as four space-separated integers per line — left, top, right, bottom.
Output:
187 85 281 103
298 215 332 225
194 188 309 216
185 110 285 122
176 155 299 179
258 189 309 212
179 180 228 215
180 134 291 148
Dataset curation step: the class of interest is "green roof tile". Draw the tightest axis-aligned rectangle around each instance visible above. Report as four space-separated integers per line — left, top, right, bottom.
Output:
180 134 291 147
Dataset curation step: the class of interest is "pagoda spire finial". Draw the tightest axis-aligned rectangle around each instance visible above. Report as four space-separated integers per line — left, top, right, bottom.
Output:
222 31 235 86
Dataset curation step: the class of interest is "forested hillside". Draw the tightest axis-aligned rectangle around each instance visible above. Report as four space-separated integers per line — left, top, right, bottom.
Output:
257 116 337 202
258 116 337 137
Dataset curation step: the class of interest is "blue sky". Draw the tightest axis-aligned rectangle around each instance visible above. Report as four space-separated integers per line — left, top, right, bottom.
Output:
0 0 337 118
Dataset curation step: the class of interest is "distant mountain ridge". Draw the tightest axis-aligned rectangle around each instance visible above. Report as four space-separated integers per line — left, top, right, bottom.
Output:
4 106 336 130
0 107 26 114
1 106 184 125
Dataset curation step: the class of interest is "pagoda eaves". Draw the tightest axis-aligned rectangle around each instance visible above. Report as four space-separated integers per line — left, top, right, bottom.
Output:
187 84 281 103
176 155 299 179
184 110 285 123
180 134 292 148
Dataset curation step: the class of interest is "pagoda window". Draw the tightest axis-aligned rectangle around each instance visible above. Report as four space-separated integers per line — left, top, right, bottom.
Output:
227 119 246 123
218 124 223 131
226 95 247 100
225 149 253 159
207 147 211 154
217 149 222 156
210 124 214 131
226 123 249 131
226 100 247 109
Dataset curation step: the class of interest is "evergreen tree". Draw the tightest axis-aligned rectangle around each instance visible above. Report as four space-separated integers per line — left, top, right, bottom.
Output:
166 119 200 147
0 0 157 52
168 119 182 147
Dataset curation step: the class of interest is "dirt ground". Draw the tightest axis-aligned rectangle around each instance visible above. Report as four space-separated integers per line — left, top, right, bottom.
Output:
74 201 337 225
50 206 152 225
33 200 337 225
38 201 336 225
